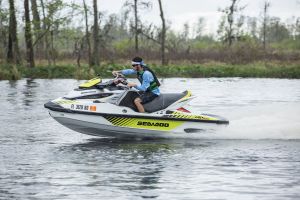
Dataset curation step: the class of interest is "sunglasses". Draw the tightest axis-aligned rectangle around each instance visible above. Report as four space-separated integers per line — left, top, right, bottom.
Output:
132 64 138 67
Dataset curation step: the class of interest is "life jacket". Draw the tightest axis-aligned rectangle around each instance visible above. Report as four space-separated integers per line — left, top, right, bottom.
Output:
136 66 160 92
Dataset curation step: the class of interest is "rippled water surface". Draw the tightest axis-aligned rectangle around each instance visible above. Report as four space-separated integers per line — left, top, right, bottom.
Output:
1 78 300 200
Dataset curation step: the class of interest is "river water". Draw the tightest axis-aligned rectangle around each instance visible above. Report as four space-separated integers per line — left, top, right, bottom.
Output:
0 78 300 200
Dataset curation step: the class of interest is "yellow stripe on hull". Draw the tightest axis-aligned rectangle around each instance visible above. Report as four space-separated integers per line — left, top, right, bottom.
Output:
105 116 183 131
167 111 218 121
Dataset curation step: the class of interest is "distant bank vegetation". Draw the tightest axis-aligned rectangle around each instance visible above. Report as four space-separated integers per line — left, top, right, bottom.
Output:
0 0 299 80
1 62 299 80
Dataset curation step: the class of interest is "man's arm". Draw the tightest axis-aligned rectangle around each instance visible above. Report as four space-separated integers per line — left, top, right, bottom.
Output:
121 69 136 75
112 69 136 76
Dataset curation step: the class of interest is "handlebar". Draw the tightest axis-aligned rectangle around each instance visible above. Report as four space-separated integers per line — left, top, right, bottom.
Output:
96 71 130 89
113 74 128 86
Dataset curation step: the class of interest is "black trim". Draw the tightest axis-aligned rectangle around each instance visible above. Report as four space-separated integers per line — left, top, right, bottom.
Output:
44 101 69 113
66 93 113 100
44 101 229 124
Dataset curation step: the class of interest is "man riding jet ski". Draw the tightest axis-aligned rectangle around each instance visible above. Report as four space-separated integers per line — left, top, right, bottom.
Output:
44 62 229 138
112 57 160 113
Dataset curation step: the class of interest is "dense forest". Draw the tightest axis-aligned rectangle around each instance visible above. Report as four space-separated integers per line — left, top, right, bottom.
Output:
0 0 299 79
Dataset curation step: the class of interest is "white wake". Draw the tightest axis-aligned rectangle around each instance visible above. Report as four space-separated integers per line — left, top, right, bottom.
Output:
186 102 300 140
217 103 300 139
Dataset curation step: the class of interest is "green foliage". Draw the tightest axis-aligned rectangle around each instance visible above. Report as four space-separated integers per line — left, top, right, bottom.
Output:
266 17 290 43
0 62 299 80
270 38 300 50
226 37 263 64
190 36 217 50
19 65 76 79
55 27 84 51
0 64 20 80
113 39 134 54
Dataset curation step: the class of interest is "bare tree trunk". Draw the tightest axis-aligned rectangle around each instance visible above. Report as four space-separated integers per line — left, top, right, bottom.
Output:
7 0 14 63
50 29 56 66
7 0 21 65
40 0 50 65
40 0 51 65
134 0 139 53
31 0 43 58
74 37 83 68
24 0 35 68
227 0 237 47
158 0 166 65
0 0 7 56
93 0 99 66
263 1 270 50
83 0 92 68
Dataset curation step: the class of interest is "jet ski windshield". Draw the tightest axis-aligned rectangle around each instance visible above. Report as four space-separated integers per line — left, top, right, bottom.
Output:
79 77 102 89
78 75 128 90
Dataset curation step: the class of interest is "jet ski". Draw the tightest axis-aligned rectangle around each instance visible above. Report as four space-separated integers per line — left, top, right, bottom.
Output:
44 75 229 139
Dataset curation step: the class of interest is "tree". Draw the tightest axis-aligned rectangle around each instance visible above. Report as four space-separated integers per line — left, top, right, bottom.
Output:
246 17 258 39
133 0 138 53
92 0 99 66
193 17 206 39
267 17 290 42
83 0 92 68
262 1 270 49
227 0 237 46
37 0 80 66
40 0 50 63
296 17 300 40
31 0 43 56
24 0 35 68
0 1 9 59
123 0 152 53
158 0 166 65
218 0 246 46
182 22 190 39
7 0 21 65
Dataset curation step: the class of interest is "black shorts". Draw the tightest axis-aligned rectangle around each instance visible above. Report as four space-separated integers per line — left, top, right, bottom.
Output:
139 92 158 104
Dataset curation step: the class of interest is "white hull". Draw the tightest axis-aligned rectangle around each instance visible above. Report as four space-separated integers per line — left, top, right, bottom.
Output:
49 110 223 139
45 85 229 139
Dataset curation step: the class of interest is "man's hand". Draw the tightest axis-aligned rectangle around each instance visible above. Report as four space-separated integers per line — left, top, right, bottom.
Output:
127 82 137 87
112 71 120 76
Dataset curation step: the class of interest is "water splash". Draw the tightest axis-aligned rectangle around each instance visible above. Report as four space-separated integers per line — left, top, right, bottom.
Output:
214 103 300 140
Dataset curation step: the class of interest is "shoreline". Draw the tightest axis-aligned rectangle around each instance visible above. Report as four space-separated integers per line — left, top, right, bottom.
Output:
1 62 300 80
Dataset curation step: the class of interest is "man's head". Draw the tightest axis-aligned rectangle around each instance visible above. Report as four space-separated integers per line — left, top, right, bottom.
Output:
131 57 144 71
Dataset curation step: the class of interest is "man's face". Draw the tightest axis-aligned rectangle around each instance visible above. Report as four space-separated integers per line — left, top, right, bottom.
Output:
132 64 141 71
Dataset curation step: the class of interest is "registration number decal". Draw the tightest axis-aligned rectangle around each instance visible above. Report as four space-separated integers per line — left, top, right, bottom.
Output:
71 104 97 112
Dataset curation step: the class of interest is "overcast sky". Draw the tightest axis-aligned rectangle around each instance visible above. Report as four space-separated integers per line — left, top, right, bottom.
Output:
98 0 300 34
7 0 300 35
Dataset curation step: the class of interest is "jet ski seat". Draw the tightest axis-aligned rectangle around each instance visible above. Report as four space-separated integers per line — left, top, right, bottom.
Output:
143 92 187 112
117 90 188 113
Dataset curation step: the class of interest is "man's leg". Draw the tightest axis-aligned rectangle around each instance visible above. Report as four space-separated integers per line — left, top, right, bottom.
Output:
134 97 145 113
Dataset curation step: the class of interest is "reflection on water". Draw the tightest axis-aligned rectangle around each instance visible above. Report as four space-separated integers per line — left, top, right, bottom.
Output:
71 138 175 152
22 79 38 107
6 78 39 107
8 80 18 89
7 80 18 105
0 78 300 200
57 138 216 199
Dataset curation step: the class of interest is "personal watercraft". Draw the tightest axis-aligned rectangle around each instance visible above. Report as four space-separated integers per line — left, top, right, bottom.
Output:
44 75 229 138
